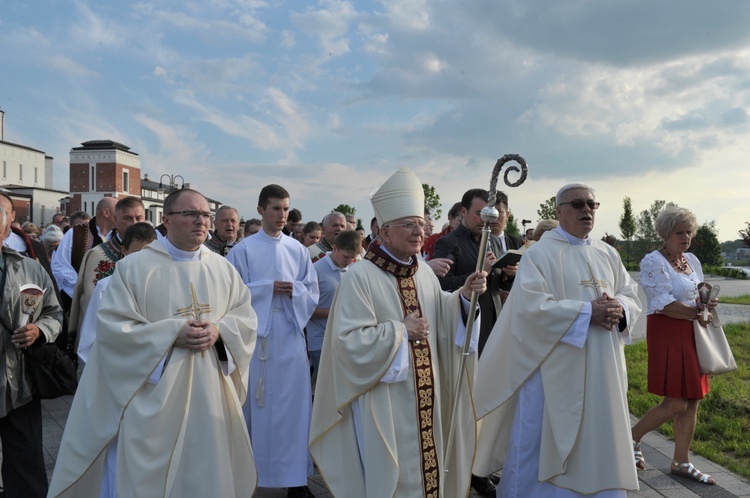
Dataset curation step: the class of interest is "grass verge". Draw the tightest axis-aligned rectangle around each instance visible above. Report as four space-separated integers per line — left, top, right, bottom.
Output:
626 322 750 479
719 294 750 305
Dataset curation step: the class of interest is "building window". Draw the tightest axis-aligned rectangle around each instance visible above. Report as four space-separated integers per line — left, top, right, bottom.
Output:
122 170 129 193
90 164 95 192
2 161 6 179
19 164 23 182
35 167 38 184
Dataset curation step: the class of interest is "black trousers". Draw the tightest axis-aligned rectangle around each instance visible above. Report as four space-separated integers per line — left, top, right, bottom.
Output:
0 398 48 498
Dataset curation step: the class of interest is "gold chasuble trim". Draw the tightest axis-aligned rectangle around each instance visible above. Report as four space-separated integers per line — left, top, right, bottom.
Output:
174 282 212 357
365 247 440 497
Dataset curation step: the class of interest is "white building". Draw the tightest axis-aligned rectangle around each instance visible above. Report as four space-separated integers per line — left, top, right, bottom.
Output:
0 109 67 225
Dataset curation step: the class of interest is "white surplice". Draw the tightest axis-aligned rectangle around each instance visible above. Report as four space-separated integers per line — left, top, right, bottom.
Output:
48 240 258 498
227 230 319 488
474 227 642 496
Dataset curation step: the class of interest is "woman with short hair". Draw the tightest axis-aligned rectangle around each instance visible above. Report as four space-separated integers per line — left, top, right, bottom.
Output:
631 205 716 485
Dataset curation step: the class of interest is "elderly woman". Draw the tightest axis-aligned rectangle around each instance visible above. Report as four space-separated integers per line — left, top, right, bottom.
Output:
631 205 716 485
40 225 64 261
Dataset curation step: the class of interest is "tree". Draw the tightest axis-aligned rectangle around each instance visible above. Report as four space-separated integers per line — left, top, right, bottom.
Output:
537 196 557 220
635 200 666 246
332 204 356 216
619 197 637 263
422 183 442 220
506 213 520 236
691 222 723 267
632 200 676 264
740 222 750 247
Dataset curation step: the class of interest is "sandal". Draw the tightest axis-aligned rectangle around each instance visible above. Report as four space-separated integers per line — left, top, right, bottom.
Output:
670 461 716 485
633 440 646 471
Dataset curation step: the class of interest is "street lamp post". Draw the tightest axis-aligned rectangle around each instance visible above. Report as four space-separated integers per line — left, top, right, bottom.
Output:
157 174 185 193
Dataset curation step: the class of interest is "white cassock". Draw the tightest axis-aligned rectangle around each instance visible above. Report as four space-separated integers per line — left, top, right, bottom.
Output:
227 229 319 488
474 227 642 497
48 239 258 498
76 275 111 368
310 249 479 498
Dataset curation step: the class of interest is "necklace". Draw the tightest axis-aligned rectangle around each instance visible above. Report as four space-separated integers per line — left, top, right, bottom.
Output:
662 247 689 272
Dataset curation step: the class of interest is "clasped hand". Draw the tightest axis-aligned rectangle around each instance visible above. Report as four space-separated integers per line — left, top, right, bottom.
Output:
273 280 294 296
591 292 623 331
404 311 430 342
175 319 218 352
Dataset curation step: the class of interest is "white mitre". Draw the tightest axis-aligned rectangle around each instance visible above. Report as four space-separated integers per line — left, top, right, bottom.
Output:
370 167 425 225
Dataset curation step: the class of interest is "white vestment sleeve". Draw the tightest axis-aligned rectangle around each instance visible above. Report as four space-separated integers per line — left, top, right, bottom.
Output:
51 228 77 296
561 302 592 349
454 293 480 353
221 347 236 375
77 277 110 367
617 300 632 345
148 357 168 384
379 325 409 383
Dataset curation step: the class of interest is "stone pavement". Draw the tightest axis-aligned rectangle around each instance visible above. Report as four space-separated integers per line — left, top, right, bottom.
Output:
41 395 750 497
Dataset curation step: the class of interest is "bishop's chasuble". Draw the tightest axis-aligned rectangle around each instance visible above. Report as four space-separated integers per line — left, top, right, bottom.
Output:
310 244 478 498
473 228 641 496
48 240 258 498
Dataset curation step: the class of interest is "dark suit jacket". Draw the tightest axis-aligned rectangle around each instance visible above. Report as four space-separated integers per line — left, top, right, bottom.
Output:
433 224 522 354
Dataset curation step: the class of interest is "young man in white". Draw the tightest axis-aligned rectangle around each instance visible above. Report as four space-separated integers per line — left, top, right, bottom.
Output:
227 184 319 498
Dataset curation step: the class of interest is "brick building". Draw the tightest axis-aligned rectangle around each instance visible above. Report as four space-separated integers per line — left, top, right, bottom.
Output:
68 140 141 214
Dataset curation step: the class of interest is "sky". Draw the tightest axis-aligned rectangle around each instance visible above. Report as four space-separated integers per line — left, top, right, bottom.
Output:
2 0 749 241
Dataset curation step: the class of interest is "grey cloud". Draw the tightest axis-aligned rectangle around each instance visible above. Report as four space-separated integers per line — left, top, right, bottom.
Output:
661 110 709 131
455 0 750 67
719 107 749 127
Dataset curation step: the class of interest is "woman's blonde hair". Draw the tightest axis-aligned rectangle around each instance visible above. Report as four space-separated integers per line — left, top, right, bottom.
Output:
654 205 698 240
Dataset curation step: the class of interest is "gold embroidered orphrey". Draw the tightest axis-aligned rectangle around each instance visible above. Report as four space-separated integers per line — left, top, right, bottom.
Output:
174 282 212 357
580 260 608 299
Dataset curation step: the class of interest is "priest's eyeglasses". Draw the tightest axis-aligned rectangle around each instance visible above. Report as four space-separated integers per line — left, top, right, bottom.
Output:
166 210 215 221
386 221 427 233
558 200 600 210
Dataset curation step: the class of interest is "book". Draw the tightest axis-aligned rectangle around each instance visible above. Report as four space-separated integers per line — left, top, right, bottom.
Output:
492 249 523 270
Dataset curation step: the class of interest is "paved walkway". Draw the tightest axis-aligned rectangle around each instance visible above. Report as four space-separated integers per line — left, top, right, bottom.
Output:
41 273 750 497
41 399 750 497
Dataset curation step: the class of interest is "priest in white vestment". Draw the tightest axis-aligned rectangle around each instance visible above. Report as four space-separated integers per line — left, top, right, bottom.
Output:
310 167 487 498
473 183 642 497
48 189 258 498
226 184 319 498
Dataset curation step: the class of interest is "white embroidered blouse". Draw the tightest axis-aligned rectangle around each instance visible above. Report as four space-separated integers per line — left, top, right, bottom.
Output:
639 250 703 315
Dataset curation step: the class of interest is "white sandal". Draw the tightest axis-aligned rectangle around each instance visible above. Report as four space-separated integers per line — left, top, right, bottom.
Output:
670 461 716 485
633 440 646 471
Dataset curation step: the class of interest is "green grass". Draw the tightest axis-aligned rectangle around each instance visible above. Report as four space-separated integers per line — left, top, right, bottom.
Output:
626 322 750 478
719 294 750 305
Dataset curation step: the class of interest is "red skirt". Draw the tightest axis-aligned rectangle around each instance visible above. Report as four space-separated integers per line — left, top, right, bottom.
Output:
646 314 710 400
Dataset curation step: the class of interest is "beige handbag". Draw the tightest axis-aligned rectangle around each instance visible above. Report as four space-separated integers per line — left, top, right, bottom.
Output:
693 317 737 375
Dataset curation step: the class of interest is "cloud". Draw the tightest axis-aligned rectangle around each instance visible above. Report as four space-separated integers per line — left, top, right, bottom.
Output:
455 0 750 67
47 55 101 79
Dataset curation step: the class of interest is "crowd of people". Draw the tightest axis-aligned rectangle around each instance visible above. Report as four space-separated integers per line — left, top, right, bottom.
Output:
0 171 723 497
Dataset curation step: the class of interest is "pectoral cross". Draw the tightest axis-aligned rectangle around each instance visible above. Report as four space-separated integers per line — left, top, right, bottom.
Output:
580 261 608 299
174 282 211 357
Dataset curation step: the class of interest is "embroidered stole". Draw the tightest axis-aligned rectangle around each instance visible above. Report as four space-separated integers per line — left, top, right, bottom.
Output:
365 245 440 497
71 218 104 273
